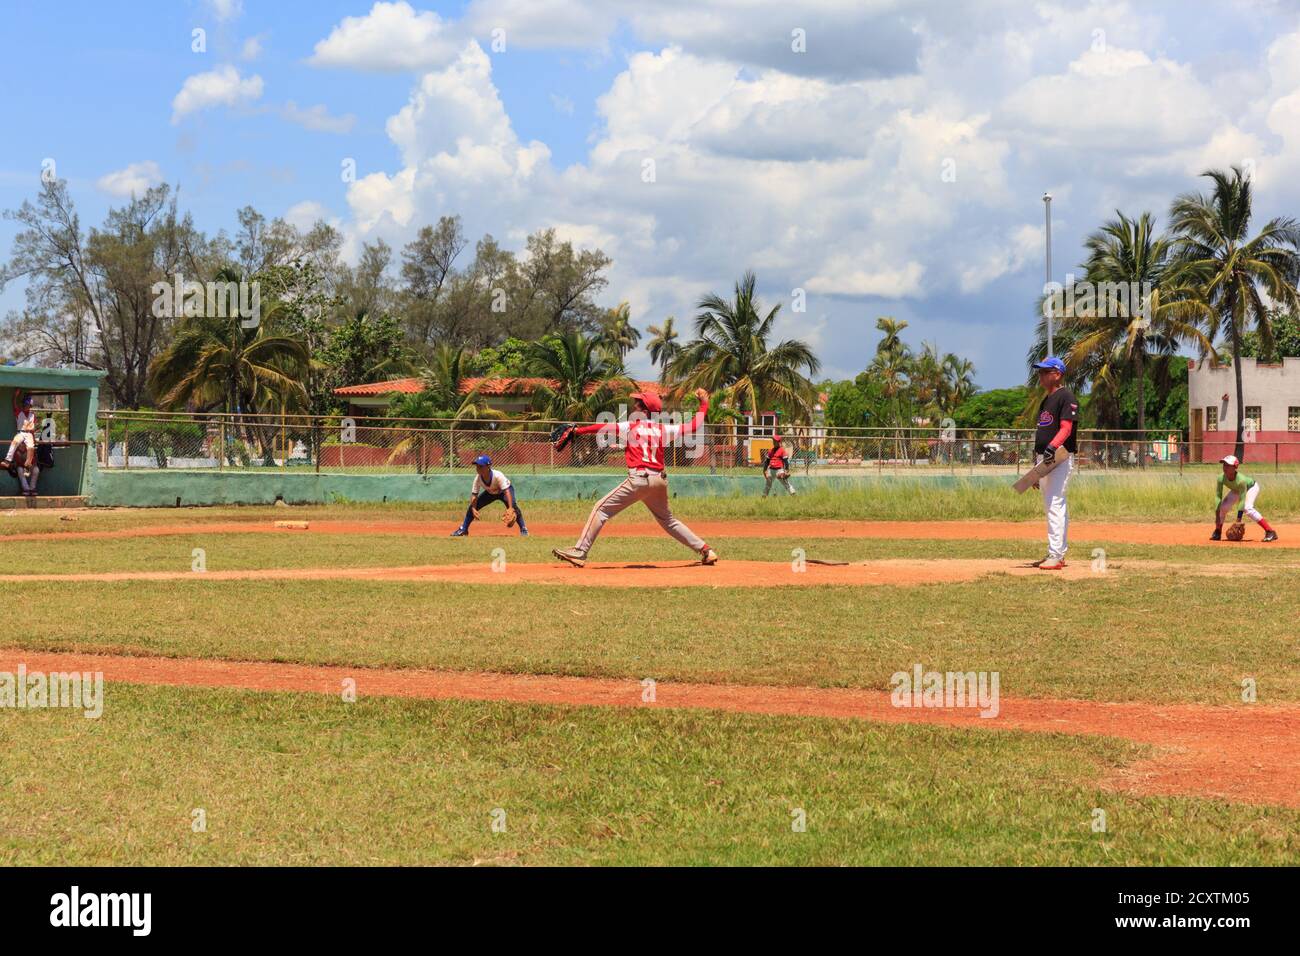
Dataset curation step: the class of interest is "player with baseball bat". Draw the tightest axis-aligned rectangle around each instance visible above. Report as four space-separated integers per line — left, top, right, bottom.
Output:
550 388 717 568
1211 455 1277 542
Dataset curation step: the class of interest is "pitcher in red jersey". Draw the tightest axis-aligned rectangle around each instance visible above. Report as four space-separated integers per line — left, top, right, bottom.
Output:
552 388 718 568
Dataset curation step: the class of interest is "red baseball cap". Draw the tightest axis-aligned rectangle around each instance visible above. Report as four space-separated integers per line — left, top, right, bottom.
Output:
772 434 782 442
630 391 662 413
1220 455 1240 467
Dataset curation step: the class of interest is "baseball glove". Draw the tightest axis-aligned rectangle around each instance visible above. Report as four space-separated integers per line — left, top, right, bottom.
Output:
502 507 517 528
1225 522 1247 541
551 424 576 451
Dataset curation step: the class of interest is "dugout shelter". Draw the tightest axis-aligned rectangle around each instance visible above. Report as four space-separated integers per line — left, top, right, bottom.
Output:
0 365 103 502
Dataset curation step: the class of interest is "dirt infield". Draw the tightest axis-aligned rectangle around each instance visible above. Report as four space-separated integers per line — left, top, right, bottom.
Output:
0 557 1131 587
4 647 1295 808
1 517 1291 546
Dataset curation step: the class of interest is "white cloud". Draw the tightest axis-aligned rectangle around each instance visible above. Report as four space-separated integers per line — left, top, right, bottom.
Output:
309 1 459 72
958 224 1043 294
241 36 263 61
206 0 242 22
807 255 925 298
1001 47 1221 150
282 101 357 134
463 0 618 49
550 93 575 116
320 1 1300 388
171 65 263 123
284 201 340 232
96 161 164 198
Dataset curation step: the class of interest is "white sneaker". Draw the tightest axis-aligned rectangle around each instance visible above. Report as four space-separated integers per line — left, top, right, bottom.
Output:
701 548 719 565
552 547 587 568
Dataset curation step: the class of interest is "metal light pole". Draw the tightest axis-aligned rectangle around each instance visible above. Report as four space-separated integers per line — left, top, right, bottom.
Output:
1043 192 1054 357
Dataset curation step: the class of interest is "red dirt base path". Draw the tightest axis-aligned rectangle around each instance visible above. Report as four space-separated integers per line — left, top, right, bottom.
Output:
3 648 1296 809
3 518 1293 547
0 558 1122 587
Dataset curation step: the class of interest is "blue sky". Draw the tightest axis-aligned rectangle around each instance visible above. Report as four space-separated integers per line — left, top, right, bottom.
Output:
4 0 1300 389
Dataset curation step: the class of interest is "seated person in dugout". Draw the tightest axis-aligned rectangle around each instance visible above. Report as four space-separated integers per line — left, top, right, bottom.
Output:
3 392 37 475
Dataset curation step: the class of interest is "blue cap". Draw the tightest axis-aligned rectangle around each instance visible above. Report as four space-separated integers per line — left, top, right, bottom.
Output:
473 454 492 467
1033 356 1066 373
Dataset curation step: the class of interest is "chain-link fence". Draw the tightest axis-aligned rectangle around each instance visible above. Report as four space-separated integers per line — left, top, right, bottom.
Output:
94 411 1300 475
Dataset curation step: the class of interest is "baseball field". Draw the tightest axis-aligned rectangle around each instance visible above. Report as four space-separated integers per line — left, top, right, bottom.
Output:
1 473 1297 866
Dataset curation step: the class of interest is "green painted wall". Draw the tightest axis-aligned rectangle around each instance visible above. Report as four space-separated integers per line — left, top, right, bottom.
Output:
89 469 1010 507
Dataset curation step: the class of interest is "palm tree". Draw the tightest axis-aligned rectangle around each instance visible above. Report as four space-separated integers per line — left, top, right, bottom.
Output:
415 344 501 422
874 316 909 358
866 342 914 461
1062 211 1215 439
385 345 503 471
942 354 976 412
598 301 641 360
147 304 309 416
912 343 945 423
1169 167 1300 457
667 270 820 421
646 317 681 376
523 331 631 421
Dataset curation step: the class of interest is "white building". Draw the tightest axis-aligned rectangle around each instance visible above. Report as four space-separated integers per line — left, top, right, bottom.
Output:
1187 356 1300 462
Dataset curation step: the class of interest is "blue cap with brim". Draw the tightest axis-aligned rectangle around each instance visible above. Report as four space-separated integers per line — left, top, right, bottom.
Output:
1033 356 1066 373
473 454 492 467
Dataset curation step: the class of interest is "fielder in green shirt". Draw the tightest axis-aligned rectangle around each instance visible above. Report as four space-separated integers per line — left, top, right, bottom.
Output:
1211 455 1278 542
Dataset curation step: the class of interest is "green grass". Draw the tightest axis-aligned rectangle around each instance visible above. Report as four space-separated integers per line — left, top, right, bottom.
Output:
4 526 1298 574
1 682 1294 865
3 472 1299 535
11 566 1298 705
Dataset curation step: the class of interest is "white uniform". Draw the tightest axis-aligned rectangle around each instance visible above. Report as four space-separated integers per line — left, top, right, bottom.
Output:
12 410 35 453
471 468 512 496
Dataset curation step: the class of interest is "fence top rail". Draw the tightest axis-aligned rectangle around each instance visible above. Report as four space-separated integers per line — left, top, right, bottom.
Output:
91 410 1300 445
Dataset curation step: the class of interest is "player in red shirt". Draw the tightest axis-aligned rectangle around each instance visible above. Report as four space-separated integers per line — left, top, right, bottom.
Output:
552 388 718 568
761 434 796 497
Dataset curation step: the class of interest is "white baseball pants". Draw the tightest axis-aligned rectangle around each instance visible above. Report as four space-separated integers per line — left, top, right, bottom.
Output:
1218 484 1262 523
1039 452 1074 560
574 470 707 556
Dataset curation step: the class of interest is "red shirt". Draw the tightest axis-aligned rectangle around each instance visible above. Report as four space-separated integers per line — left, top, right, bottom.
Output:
575 399 708 471
767 445 789 469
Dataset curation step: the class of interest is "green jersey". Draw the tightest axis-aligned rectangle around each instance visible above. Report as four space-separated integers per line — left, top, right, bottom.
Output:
1216 472 1255 505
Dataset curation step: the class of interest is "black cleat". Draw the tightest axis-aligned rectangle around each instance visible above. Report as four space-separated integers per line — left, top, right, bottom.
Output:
1210 528 1222 541
1263 530 1278 542
450 528 468 537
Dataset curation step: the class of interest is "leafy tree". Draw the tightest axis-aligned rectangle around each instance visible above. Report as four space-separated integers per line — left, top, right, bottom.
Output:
316 311 413 401
466 337 530 377
1242 310 1300 360
400 216 467 350
1 180 203 407
952 387 1031 430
